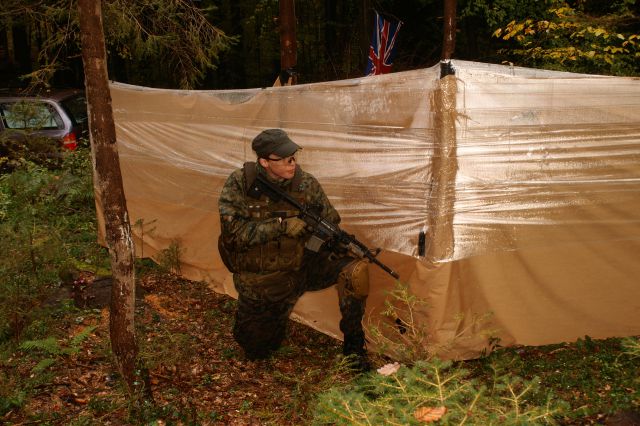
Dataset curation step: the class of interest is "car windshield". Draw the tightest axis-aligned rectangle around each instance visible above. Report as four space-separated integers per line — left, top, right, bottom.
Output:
0 101 64 130
60 95 88 126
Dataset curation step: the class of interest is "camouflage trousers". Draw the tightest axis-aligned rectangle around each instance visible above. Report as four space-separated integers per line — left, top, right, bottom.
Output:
232 250 367 360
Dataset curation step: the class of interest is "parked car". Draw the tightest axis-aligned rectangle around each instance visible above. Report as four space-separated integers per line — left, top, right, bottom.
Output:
0 89 88 151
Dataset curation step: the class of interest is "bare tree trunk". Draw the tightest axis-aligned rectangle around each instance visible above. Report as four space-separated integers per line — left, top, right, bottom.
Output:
441 0 457 60
361 0 371 69
279 0 297 85
77 0 141 395
6 20 15 66
28 19 39 67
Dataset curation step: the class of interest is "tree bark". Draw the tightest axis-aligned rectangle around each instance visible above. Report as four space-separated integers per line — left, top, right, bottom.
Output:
28 19 39 67
361 0 371 69
77 0 140 395
279 0 297 85
6 20 15 65
441 0 457 60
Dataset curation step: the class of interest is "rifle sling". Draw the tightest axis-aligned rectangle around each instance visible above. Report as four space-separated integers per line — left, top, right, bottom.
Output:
243 161 303 198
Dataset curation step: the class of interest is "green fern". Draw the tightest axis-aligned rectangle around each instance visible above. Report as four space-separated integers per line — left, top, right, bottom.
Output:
68 325 97 353
19 326 97 373
19 336 63 356
32 358 56 373
0 391 26 416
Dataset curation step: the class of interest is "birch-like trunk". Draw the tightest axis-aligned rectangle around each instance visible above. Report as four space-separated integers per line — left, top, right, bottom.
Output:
77 0 140 394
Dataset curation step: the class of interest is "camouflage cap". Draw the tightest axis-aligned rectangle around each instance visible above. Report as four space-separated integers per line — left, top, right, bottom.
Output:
251 129 301 158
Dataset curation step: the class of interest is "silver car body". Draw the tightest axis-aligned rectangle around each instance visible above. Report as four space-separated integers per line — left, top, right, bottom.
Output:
0 89 88 150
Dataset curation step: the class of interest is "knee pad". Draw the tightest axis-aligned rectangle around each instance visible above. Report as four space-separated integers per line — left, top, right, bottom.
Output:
337 259 369 299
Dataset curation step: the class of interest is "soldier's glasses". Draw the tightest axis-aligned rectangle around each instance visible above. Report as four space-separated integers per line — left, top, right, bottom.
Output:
267 155 296 164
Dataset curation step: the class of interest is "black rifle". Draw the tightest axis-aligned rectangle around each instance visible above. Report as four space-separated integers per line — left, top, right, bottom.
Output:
251 173 400 279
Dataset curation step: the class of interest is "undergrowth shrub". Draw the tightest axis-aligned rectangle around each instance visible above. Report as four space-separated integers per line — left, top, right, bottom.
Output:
156 238 183 274
312 358 567 425
0 148 107 342
133 217 157 259
620 336 640 360
367 281 433 363
368 281 498 364
0 132 63 173
333 282 565 424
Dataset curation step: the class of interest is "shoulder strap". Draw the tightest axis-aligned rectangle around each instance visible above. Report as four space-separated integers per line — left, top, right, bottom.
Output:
291 165 303 192
243 162 257 192
243 161 303 194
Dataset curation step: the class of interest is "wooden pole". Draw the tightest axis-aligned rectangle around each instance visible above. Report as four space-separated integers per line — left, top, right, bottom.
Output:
441 0 457 60
279 0 297 85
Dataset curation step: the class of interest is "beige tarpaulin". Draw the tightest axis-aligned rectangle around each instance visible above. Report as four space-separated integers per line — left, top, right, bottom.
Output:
101 60 640 359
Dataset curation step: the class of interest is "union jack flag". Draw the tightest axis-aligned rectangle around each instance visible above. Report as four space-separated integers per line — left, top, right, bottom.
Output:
365 11 403 76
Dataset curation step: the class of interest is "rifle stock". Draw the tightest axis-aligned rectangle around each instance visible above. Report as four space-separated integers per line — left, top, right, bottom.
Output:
253 173 400 279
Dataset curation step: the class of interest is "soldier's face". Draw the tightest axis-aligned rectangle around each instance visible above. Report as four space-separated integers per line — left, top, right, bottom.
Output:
259 153 297 180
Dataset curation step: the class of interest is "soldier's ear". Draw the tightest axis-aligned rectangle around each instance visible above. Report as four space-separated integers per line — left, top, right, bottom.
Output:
258 158 269 168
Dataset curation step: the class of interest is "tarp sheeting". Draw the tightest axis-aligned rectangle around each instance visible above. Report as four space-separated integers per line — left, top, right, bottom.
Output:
102 60 640 359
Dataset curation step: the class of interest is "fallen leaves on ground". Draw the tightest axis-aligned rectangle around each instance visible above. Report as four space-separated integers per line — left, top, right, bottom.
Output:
414 406 447 423
377 362 401 376
2 272 355 425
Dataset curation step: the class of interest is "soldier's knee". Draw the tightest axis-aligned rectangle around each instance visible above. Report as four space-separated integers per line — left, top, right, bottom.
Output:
337 259 369 299
233 318 286 360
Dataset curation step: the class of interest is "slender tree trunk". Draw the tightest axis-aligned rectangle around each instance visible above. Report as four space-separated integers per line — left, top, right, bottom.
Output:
6 20 15 66
361 0 371 73
441 0 457 60
279 0 297 85
28 20 39 68
77 0 140 395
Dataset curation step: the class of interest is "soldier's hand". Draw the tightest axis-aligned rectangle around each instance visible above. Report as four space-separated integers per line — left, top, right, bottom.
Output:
283 217 308 238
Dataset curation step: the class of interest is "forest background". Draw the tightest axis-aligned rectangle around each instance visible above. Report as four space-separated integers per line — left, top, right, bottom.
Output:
1 0 639 91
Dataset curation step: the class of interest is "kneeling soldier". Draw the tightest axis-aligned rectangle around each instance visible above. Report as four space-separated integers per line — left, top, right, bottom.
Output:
218 128 370 370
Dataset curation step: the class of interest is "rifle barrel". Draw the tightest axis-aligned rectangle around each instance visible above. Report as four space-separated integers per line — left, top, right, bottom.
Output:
369 255 400 279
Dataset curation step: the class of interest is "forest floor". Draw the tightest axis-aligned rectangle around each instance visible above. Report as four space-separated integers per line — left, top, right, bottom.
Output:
1 268 639 425
1 270 360 425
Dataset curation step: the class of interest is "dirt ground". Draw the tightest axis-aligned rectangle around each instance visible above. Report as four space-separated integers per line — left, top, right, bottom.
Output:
3 272 360 425
3 271 638 425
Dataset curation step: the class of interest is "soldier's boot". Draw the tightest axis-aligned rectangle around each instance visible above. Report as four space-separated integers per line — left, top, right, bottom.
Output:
342 331 372 373
337 259 371 372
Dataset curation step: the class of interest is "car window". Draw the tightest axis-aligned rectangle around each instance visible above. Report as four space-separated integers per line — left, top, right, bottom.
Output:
0 101 64 130
60 95 88 125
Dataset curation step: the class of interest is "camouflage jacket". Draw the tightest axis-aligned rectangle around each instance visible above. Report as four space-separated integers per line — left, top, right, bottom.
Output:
218 162 340 254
